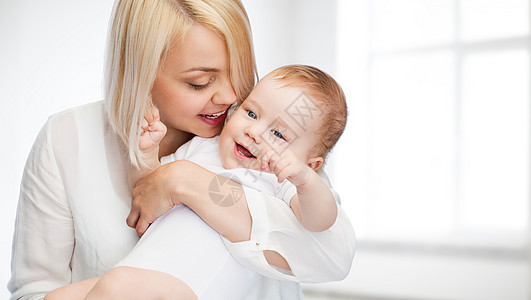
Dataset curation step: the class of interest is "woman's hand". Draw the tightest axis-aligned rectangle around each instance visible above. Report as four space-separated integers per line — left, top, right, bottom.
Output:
127 162 183 237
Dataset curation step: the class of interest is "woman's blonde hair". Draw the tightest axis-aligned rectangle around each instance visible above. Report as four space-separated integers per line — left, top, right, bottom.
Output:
104 0 257 167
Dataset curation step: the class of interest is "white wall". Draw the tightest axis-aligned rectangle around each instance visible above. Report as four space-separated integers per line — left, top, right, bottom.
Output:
242 0 337 78
0 1 114 297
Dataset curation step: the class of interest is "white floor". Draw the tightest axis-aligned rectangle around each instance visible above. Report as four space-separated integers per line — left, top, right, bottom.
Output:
304 291 369 300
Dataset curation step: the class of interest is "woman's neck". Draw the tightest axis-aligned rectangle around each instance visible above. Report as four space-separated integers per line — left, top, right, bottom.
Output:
158 128 194 159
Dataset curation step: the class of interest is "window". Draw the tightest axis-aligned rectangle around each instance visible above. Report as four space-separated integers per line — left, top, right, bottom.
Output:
333 0 530 249
318 0 530 298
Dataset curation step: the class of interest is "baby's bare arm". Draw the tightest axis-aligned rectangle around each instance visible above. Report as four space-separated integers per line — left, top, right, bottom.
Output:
260 149 337 232
289 172 337 232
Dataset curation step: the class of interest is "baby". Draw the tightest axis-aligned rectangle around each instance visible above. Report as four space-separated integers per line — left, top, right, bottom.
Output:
46 64 347 300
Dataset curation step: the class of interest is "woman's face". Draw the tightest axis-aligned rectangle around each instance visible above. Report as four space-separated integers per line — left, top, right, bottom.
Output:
151 24 236 138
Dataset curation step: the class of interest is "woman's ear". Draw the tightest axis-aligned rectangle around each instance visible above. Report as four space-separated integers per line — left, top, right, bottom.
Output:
307 157 324 171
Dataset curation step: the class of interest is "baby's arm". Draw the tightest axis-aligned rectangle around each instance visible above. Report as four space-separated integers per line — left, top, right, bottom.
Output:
260 150 337 232
130 106 167 185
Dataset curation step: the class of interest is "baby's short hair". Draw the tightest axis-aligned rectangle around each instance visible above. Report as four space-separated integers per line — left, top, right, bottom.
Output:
269 65 347 158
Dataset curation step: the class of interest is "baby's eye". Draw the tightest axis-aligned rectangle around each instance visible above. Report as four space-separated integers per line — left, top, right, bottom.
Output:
272 130 285 140
247 110 257 119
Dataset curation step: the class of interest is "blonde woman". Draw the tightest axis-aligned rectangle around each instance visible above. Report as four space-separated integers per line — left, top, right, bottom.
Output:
8 0 355 299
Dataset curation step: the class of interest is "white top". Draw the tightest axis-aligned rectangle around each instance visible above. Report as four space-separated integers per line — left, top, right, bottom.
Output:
161 135 297 205
8 101 355 300
115 136 299 298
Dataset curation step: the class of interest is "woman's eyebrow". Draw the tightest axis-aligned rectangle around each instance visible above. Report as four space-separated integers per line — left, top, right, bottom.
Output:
181 67 220 73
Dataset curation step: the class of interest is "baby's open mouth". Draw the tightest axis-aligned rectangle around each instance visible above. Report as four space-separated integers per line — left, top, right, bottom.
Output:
236 143 256 158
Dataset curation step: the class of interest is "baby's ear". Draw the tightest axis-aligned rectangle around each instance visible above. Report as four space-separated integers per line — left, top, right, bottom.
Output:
307 157 324 171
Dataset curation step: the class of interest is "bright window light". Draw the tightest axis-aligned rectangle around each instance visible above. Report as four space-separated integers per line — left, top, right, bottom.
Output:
461 0 529 42
461 50 529 233
335 0 530 247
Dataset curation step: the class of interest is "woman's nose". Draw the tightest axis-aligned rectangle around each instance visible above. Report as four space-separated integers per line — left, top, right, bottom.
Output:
212 78 237 106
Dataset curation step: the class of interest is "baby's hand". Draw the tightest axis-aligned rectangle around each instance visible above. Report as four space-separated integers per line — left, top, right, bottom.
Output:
139 106 167 154
259 148 312 187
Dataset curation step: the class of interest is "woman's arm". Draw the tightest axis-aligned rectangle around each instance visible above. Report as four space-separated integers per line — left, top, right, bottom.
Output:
128 160 355 282
9 118 75 300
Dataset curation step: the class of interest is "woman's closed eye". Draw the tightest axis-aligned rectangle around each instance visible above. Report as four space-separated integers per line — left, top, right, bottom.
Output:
189 77 214 90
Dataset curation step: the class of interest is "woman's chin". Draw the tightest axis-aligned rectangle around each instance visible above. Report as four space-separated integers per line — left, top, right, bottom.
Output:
195 126 223 138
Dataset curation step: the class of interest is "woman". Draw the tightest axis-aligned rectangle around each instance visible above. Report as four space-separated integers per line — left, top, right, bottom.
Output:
8 0 355 299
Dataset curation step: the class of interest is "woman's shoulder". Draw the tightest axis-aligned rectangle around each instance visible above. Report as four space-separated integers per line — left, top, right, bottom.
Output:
38 100 125 179
43 100 107 136
47 100 105 124
41 100 113 153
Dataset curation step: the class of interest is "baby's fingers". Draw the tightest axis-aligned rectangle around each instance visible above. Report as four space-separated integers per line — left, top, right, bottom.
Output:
150 120 167 135
144 105 161 124
140 118 149 132
259 150 276 172
271 156 290 175
276 164 293 183
151 106 161 121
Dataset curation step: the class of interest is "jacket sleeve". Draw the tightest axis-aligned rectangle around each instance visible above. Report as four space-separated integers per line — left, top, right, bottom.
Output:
222 175 355 283
8 117 75 300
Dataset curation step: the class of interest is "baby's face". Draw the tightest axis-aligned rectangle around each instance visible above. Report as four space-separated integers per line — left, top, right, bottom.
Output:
219 75 322 171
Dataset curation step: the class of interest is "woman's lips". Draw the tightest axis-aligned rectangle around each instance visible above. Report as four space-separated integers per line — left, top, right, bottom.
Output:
198 109 228 126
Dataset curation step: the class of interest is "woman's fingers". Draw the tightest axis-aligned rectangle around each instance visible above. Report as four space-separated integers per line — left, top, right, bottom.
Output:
126 190 141 228
127 196 157 237
127 198 154 237
136 219 151 238
128 170 177 237
126 208 139 229
127 162 195 237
